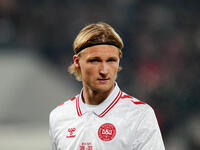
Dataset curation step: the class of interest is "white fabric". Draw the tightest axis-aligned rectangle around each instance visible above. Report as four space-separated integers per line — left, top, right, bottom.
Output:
49 84 165 150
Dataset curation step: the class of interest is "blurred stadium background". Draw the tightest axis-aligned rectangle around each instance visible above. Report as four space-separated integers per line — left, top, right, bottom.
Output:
0 0 200 149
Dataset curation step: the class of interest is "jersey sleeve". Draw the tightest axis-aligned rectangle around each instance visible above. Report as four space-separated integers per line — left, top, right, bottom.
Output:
49 129 56 150
131 105 165 150
49 111 57 150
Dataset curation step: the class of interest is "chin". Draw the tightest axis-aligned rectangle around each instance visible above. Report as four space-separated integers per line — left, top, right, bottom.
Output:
93 84 113 93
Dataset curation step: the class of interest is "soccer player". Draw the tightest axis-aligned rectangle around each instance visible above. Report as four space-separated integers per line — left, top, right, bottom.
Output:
49 22 165 150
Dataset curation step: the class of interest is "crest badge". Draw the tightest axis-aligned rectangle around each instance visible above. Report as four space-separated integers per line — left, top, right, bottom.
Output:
98 123 116 141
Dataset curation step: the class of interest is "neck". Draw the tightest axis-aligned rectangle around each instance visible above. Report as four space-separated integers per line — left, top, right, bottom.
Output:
82 85 115 105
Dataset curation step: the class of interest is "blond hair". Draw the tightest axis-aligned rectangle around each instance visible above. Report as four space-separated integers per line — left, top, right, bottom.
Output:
68 22 124 81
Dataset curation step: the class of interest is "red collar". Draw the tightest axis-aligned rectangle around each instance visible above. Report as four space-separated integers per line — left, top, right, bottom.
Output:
76 84 122 117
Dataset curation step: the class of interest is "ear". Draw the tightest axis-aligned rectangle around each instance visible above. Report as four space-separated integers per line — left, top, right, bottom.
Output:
73 55 80 68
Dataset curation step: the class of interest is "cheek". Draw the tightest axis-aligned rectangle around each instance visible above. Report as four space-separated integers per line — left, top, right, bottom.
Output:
80 65 96 77
112 64 119 73
113 66 119 79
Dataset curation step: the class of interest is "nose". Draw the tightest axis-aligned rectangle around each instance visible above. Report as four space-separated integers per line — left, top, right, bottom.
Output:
99 62 108 76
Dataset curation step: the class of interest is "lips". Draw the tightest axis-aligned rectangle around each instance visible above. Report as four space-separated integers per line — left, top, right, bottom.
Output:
97 78 109 83
98 78 109 81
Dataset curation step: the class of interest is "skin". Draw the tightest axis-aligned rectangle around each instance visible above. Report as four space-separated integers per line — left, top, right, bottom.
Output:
73 45 120 105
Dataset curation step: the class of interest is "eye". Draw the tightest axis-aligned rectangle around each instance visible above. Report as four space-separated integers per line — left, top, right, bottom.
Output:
88 58 100 63
107 58 117 62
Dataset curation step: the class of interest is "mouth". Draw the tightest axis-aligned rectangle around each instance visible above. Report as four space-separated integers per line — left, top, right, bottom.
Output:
97 78 109 83
98 78 109 80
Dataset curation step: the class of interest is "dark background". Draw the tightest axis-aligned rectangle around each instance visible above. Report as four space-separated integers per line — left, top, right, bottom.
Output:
0 0 200 149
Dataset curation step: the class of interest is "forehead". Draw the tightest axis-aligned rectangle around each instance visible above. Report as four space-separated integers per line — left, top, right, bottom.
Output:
80 45 120 58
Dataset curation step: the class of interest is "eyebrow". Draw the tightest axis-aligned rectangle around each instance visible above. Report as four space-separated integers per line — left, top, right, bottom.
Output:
87 56 118 60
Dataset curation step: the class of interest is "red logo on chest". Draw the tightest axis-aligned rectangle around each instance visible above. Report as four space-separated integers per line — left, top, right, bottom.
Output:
98 123 116 141
66 128 76 138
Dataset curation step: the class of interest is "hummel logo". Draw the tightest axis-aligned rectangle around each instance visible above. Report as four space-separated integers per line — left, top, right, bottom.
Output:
66 128 76 138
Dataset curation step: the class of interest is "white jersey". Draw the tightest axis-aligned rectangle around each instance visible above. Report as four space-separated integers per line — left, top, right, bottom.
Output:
49 84 165 150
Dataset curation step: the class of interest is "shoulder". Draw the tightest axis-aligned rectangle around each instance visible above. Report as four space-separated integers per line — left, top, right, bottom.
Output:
120 92 146 106
119 92 153 114
118 92 157 124
49 95 78 122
